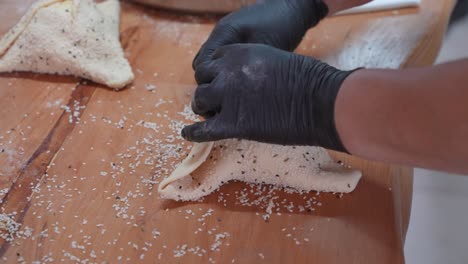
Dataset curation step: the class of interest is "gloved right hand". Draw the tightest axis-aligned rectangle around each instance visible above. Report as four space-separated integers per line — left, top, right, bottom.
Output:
193 0 329 73
184 44 359 153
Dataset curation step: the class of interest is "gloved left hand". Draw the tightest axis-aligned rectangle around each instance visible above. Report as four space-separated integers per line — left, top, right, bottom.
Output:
182 44 358 152
192 0 329 73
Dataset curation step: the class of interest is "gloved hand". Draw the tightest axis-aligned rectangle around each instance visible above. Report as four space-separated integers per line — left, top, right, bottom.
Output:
182 44 358 152
193 0 329 73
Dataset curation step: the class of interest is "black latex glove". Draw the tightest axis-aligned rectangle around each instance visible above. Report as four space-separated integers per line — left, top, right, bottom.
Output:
182 44 357 152
192 0 329 73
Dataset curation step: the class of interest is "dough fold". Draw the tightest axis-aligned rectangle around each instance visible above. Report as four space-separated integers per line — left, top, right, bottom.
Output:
159 140 362 201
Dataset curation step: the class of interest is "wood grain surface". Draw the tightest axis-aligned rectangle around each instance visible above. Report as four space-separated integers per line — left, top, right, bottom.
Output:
0 0 455 263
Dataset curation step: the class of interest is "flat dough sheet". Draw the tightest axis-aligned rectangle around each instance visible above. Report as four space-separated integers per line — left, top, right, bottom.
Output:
159 140 362 201
0 0 134 89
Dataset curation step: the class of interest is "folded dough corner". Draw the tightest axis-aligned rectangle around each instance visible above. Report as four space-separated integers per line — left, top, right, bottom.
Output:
158 140 362 201
0 0 134 89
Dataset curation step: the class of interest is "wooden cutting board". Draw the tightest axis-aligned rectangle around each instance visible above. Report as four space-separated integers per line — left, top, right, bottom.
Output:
0 0 455 263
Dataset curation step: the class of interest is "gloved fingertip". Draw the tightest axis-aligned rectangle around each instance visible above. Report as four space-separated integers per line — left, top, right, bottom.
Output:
192 51 201 70
181 126 189 140
181 123 204 142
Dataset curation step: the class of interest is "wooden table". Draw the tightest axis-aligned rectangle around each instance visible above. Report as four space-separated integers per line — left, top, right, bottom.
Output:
0 0 455 263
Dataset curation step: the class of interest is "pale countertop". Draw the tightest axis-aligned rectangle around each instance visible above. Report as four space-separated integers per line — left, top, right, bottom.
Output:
404 15 468 264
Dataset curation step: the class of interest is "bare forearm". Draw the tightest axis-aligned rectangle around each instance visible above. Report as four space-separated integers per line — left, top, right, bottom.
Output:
336 59 468 174
323 0 372 14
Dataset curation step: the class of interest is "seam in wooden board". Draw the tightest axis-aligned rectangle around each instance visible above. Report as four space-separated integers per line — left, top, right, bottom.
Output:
0 5 141 253
0 8 144 252
0 81 96 256
120 24 140 50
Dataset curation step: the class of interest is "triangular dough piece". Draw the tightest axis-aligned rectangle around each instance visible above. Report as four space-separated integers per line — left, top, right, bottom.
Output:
158 140 362 201
0 0 61 54
0 0 134 89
